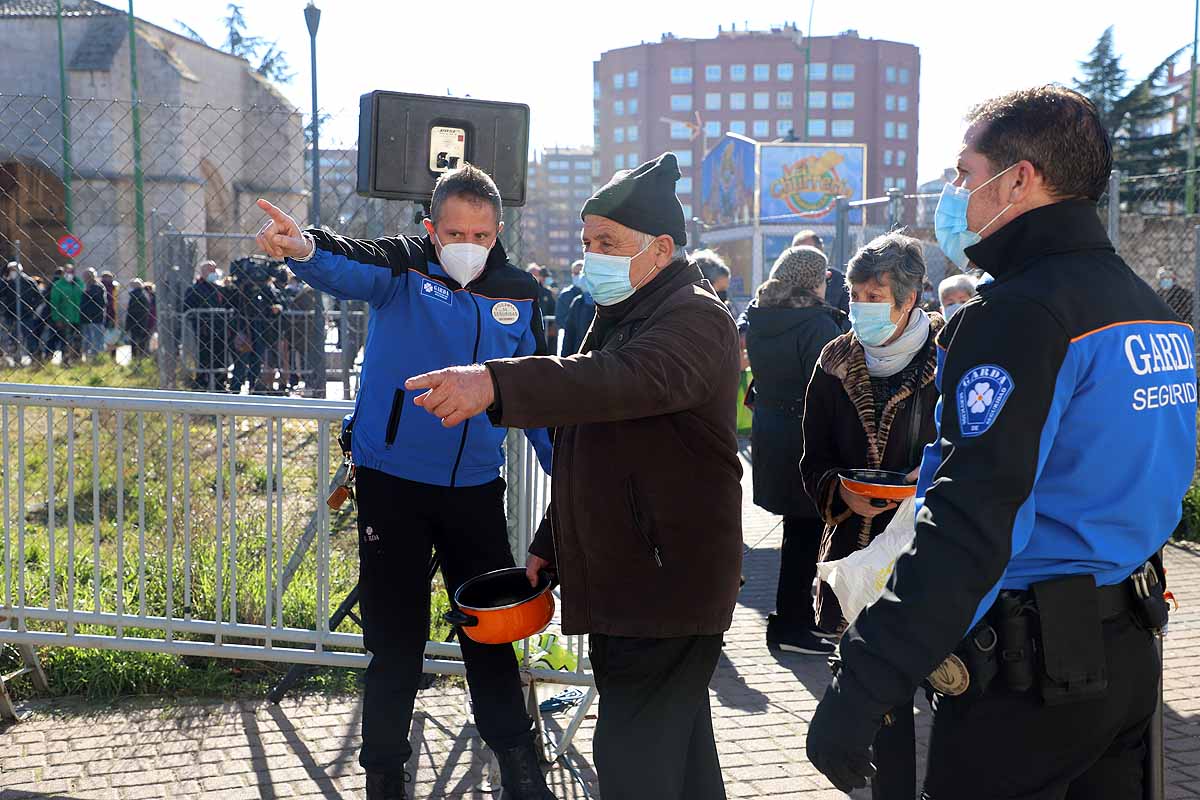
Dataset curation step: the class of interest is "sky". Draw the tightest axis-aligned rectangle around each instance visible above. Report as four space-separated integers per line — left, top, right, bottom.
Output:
129 0 1197 184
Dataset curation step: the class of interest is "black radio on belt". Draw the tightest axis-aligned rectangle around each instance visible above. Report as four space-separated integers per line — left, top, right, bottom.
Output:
1129 560 1170 635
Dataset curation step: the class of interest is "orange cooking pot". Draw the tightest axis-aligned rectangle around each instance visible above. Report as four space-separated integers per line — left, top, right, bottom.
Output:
444 567 556 645
839 468 917 507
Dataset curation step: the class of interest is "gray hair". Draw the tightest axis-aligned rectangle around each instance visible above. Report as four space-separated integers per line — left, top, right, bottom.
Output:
939 273 978 302
633 231 687 261
846 232 927 309
430 164 503 225
691 248 730 281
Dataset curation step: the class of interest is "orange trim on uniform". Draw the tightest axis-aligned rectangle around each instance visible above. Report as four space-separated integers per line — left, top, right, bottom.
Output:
408 268 534 304
1070 319 1194 345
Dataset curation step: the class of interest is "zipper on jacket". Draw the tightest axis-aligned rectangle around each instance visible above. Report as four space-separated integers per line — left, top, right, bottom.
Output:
626 477 663 567
384 388 405 448
449 293 484 487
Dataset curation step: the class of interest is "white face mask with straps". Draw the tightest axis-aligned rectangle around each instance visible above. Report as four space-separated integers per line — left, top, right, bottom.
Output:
434 233 491 287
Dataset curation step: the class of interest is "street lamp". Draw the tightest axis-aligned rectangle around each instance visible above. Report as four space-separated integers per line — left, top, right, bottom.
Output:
305 1 321 227
303 2 327 397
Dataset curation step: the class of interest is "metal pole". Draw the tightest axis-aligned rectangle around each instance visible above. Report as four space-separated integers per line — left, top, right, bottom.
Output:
55 0 73 232
1187 0 1197 214
127 0 147 279
833 197 849 272
305 2 321 228
802 1 815 140
1108 170 1121 250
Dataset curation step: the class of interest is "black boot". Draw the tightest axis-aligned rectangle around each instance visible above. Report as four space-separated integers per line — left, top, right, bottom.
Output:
494 733 556 800
365 770 411 800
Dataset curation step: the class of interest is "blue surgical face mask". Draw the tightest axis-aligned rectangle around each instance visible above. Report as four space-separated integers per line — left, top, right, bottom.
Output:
942 302 962 321
580 240 657 306
934 164 1017 269
849 302 899 346
572 272 586 289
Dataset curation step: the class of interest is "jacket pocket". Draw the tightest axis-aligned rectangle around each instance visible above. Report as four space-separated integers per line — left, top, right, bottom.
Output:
384 388 405 447
626 476 663 567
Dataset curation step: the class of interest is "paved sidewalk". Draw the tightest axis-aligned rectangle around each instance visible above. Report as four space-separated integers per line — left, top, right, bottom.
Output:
3 458 1200 798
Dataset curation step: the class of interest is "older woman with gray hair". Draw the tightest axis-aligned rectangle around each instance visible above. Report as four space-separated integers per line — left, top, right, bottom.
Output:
938 273 978 320
745 246 850 656
799 231 942 800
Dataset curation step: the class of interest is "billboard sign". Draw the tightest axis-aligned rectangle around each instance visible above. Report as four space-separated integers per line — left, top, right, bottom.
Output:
759 143 866 225
700 134 757 227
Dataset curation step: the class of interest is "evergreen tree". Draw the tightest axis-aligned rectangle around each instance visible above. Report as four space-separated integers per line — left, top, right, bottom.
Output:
176 6 293 84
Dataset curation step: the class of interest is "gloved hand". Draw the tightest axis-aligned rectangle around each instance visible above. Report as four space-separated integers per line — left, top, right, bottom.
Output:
806 670 884 793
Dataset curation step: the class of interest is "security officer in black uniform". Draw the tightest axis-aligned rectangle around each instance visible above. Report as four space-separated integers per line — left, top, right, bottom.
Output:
805 85 1197 798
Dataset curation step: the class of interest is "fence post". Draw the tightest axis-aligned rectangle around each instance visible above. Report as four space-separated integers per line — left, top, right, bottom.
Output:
307 292 326 399
833 197 850 272
1108 170 1121 250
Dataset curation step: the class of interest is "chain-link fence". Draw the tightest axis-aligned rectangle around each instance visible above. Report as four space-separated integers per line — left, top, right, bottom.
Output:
0 94 430 399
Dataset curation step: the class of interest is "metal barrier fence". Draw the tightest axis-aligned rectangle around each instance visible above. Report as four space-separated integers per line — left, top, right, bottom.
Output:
0 384 592 753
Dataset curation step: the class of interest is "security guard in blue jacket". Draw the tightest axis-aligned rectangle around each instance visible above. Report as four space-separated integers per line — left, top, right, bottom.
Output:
805 86 1197 799
256 165 555 800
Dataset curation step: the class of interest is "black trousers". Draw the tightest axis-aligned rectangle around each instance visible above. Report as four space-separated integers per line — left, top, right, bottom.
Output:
775 515 823 630
922 612 1159 800
355 468 532 774
590 633 726 800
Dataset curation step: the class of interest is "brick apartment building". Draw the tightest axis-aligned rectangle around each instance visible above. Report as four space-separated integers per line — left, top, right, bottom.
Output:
593 24 920 222
523 146 593 273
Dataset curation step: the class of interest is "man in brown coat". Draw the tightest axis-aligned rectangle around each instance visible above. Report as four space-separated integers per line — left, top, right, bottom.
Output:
406 153 743 800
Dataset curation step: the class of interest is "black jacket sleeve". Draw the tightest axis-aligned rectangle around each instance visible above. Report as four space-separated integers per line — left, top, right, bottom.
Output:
839 298 1070 714
800 365 852 525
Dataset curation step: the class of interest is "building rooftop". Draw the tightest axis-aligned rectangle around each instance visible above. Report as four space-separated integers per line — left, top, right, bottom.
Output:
0 0 120 17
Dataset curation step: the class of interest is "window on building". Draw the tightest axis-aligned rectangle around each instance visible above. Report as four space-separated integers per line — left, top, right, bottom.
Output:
808 91 827 109
730 92 746 110
884 121 896 139
682 203 693 219
730 120 747 134
593 80 601 99
777 91 794 109
753 120 770 138
627 70 639 88
884 149 893 166
776 119 793 137
705 92 722 110
896 177 907 190
592 159 601 176
574 160 590 170
885 66 896 83
753 64 770 81
551 175 570 184
614 154 625 170
677 176 693 194
670 122 691 140
593 108 600 126
628 150 639 164
730 64 746 82
832 119 854 137
628 98 639 115
613 100 624 116
885 94 896 112
549 160 569 169
705 64 722 82
833 64 855 81
807 118 827 137
675 150 693 167
613 73 624 90
898 95 909 112
704 120 720 138
896 150 907 166
832 91 855 110
807 62 827 80
899 67 910 84
671 94 693 112
753 92 770 110
777 63 794 81
627 125 639 142
614 127 625 143
670 66 693 84
898 122 909 140
883 176 895 189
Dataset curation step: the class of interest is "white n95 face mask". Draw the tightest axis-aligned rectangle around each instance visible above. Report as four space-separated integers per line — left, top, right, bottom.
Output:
436 234 490 286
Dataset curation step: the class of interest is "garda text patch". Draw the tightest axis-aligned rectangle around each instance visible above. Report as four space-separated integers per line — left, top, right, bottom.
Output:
420 279 452 306
956 365 1014 438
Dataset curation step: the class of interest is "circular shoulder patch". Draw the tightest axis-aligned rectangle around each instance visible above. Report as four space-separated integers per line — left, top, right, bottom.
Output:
492 301 519 325
928 653 970 696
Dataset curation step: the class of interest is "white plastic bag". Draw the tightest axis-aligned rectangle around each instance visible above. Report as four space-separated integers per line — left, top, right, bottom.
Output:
816 497 916 627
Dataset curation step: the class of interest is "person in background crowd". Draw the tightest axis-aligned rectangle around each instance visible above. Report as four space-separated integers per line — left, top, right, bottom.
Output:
806 85 1196 800
938 273 978 321
100 271 120 361
32 276 53 364
559 278 595 357
1157 267 1193 324
745 246 850 656
284 267 318 391
183 260 229 390
145 282 158 350
49 264 83 366
527 264 557 320
1 262 40 363
79 268 107 361
554 259 585 353
919 278 940 312
125 278 154 360
800 232 942 800
406 153 742 800
794 229 850 314
228 266 285 395
693 248 736 315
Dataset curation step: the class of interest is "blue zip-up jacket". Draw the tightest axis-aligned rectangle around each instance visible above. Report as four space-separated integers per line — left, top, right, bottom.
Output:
837 199 1197 715
288 230 552 487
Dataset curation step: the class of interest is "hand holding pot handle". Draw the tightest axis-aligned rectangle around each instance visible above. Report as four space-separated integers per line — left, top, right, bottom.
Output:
526 554 553 589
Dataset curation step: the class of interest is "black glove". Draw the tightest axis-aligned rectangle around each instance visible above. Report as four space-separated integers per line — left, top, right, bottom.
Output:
806 669 885 793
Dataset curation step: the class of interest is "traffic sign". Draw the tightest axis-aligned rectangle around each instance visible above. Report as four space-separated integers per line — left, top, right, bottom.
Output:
56 234 83 259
